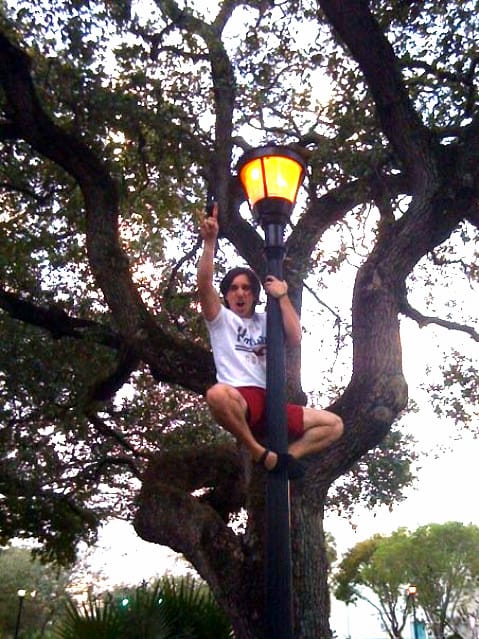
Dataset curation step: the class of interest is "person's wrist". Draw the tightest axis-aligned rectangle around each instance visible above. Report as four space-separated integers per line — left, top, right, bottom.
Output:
277 291 287 299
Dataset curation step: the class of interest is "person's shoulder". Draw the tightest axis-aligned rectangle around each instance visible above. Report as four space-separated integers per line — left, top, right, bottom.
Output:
206 304 237 326
205 304 224 322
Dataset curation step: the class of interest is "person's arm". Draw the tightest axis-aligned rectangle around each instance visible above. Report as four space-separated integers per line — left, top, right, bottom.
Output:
264 275 302 347
197 204 222 321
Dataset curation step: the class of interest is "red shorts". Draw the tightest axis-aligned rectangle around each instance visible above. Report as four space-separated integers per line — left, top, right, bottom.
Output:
237 386 304 440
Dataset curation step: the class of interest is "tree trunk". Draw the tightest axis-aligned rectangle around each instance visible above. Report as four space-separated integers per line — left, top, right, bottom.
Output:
134 443 345 639
291 485 332 639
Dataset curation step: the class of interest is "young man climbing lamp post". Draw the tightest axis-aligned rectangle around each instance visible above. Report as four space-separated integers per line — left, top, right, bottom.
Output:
197 208 343 479
198 144 343 639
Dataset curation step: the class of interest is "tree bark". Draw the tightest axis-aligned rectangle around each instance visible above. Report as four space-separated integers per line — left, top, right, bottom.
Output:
291 485 331 638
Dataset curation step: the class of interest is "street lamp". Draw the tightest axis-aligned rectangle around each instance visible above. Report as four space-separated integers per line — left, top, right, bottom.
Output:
408 584 419 639
237 145 306 639
14 589 26 639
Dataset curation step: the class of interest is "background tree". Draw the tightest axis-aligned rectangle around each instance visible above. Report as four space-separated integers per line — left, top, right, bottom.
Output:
0 545 71 638
333 530 412 639
1 1 478 638
333 522 479 639
407 523 479 639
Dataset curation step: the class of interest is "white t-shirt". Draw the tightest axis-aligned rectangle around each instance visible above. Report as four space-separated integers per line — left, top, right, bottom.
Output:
205 306 267 388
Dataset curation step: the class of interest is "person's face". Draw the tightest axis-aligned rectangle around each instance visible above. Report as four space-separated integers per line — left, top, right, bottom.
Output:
225 274 255 318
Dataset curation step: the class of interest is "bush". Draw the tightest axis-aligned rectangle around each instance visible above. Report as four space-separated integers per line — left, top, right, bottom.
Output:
158 576 233 639
54 576 233 639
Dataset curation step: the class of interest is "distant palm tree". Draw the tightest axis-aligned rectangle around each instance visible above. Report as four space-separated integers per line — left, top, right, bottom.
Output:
54 593 132 639
54 576 233 639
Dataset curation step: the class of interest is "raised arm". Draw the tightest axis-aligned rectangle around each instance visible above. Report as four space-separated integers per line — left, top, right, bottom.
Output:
197 204 222 321
264 275 302 347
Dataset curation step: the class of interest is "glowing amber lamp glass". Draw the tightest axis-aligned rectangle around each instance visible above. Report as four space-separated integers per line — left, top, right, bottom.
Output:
239 154 304 207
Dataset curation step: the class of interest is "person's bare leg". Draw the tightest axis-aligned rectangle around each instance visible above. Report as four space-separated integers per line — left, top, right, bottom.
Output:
206 383 278 470
288 408 343 460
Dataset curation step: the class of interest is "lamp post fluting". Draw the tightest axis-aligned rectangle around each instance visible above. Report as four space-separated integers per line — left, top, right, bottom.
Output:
238 145 306 639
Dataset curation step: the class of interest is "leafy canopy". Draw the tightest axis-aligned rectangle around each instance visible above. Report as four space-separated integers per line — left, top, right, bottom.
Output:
0 0 477 568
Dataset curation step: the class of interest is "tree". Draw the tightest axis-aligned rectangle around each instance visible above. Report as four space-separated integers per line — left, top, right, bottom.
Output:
1 1 478 638
333 531 412 639
407 523 479 639
333 523 479 639
0 545 71 638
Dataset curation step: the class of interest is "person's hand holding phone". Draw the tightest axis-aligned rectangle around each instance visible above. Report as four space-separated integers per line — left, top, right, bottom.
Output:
200 201 219 243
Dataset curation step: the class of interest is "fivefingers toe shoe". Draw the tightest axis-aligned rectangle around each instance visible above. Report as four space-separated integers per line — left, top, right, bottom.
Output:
258 450 305 480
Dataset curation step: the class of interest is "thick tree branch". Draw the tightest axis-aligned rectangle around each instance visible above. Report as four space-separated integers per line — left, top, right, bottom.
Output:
135 443 265 637
318 0 434 188
0 32 145 334
0 287 121 346
286 172 410 281
0 34 114 192
0 289 140 400
0 31 218 395
400 298 479 342
140 443 247 519
87 347 141 403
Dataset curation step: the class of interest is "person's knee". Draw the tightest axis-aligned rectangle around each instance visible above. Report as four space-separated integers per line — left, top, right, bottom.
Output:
303 407 343 439
206 383 239 414
331 413 344 441
206 384 227 410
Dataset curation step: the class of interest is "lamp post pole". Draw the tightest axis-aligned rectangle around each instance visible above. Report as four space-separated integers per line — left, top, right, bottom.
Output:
14 589 26 639
237 145 306 639
263 218 293 639
408 585 419 639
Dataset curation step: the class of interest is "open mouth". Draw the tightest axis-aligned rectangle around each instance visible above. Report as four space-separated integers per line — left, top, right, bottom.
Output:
235 301 247 313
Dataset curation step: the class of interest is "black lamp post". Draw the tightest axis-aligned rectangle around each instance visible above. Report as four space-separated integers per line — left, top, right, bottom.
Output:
237 145 306 639
408 584 419 639
14 589 26 639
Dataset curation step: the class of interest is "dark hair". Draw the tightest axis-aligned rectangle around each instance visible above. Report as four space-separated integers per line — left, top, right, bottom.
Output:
220 267 261 309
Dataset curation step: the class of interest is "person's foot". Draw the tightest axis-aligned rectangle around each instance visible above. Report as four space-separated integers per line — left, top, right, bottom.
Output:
257 449 305 480
257 449 278 471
